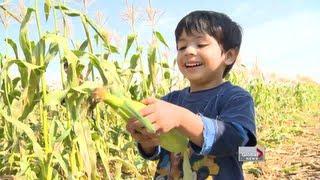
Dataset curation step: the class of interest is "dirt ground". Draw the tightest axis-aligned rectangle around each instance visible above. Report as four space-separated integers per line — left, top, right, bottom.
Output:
244 117 320 180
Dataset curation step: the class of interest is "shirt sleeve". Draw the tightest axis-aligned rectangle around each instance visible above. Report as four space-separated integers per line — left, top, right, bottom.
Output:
189 115 249 156
189 93 256 156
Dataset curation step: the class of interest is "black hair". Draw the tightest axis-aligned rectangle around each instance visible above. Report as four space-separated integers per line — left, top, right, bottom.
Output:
175 10 242 77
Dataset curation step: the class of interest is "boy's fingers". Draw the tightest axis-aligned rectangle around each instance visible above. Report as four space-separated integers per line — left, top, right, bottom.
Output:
139 104 155 117
138 128 149 135
127 118 136 125
129 121 148 135
151 138 160 145
127 119 143 134
141 97 157 105
126 122 135 134
132 133 155 143
139 136 159 145
139 127 158 137
131 133 143 141
149 122 163 135
132 120 145 130
146 132 160 138
144 113 158 125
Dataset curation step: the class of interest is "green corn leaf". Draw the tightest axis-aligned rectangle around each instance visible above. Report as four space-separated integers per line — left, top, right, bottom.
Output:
147 46 157 91
108 157 140 176
5 59 43 89
44 0 51 21
64 51 80 87
183 150 193 180
95 139 112 179
18 66 28 89
73 51 102 84
154 31 169 48
45 33 67 48
105 44 119 54
49 117 56 147
74 120 97 179
0 52 3 65
70 141 79 175
19 8 35 63
77 62 85 74
84 15 109 44
124 33 137 58
52 128 72 177
4 85 21 106
160 62 169 68
6 59 44 72
53 152 70 177
34 38 46 66
71 81 100 94
46 90 68 107
19 70 41 120
9 90 21 101
79 39 88 51
159 129 188 153
53 5 68 11
94 34 99 45
87 54 108 85
0 109 44 160
45 42 59 67
5 38 19 59
55 128 71 143
54 5 80 17
101 60 123 89
130 53 140 70
64 11 81 17
101 142 120 151
148 47 156 66
12 77 20 89
1 74 12 106
164 71 170 79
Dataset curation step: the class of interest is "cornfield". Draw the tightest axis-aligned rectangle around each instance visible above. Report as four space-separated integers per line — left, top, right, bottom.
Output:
0 1 319 179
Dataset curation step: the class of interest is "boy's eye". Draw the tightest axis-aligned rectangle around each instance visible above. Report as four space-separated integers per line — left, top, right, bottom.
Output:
198 44 208 48
178 46 186 51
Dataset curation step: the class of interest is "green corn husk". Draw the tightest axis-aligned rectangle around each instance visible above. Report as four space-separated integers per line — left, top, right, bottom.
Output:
94 87 193 179
94 87 189 153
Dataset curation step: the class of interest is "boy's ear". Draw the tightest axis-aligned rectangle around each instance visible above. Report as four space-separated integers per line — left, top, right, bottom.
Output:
224 49 238 65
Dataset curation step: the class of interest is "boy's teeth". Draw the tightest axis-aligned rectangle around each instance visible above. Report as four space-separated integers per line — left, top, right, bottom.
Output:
185 62 202 67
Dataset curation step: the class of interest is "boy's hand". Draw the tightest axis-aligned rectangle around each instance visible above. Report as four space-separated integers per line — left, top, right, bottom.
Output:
126 118 160 148
140 97 184 134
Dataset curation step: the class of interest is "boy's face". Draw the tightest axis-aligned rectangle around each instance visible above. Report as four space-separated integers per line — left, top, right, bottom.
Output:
176 30 228 91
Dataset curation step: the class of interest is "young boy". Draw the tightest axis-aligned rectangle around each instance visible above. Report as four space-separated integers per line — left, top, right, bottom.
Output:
126 10 257 179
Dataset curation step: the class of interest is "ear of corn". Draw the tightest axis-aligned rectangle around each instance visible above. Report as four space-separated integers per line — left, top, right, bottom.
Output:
94 87 155 133
94 87 193 179
93 87 189 153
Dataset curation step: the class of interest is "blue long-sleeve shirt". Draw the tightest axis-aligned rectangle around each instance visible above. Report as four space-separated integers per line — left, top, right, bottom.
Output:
138 81 257 179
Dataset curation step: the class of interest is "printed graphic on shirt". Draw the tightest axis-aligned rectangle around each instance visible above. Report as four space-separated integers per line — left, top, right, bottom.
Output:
155 148 220 180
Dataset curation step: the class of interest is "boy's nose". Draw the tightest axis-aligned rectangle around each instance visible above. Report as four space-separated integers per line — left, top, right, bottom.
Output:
185 45 197 56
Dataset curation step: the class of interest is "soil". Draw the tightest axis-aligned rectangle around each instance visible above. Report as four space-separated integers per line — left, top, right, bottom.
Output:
244 117 320 180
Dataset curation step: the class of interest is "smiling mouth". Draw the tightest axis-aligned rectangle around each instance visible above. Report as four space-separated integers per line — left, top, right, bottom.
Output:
185 62 203 68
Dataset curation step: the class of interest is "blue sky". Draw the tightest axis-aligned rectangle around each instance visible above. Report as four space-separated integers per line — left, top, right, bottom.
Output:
1 0 319 84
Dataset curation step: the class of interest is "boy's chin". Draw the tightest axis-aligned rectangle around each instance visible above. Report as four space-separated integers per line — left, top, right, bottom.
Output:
185 76 205 84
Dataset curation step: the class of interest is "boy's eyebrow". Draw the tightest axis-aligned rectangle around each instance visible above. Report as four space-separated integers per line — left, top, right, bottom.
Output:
177 38 186 42
195 35 206 39
178 35 207 42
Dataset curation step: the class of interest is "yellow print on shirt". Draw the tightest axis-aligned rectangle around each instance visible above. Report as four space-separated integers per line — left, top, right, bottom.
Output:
192 155 220 175
155 152 219 179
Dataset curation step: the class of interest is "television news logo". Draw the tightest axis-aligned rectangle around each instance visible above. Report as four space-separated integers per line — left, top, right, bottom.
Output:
238 146 265 161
